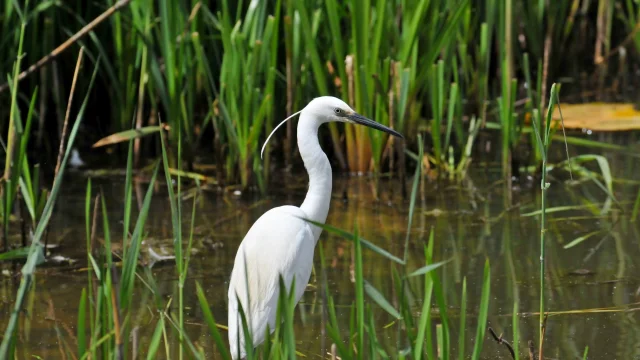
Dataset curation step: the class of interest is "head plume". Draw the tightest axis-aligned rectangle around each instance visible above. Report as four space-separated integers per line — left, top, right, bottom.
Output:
260 110 302 159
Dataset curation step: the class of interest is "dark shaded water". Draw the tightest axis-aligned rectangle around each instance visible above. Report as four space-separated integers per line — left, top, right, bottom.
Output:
1 143 640 359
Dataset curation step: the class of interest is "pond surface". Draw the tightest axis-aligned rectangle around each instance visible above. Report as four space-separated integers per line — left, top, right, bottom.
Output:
1 143 640 359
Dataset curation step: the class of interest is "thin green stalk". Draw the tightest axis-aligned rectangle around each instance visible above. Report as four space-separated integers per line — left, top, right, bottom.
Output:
537 83 560 358
471 259 491 360
513 301 520 360
2 2 27 251
458 277 467 360
3 2 27 182
84 178 94 359
354 225 364 360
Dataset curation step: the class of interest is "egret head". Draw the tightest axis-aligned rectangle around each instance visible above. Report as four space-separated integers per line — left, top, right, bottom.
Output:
261 96 403 158
303 97 404 139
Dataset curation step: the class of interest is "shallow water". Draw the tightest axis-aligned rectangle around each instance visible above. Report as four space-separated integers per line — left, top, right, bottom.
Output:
1 148 640 359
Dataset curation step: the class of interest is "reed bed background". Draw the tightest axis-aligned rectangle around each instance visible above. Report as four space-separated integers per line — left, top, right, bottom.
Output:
0 0 637 185
0 0 639 359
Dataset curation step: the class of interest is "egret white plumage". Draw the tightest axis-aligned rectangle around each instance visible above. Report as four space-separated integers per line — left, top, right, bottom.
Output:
227 96 403 359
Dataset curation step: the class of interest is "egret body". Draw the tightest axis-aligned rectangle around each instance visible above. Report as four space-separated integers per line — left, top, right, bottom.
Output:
227 96 403 359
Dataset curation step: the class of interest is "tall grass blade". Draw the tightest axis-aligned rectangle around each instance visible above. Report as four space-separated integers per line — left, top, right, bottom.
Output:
471 259 491 360
146 317 165 360
364 280 402 320
513 300 520 360
458 278 467 360
196 282 231 360
404 135 423 262
0 56 100 358
119 162 159 308
354 225 364 360
414 231 435 360
407 260 450 278
302 218 404 264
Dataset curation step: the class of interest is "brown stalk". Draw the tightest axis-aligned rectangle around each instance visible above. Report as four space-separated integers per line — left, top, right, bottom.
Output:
345 55 356 171
540 20 552 113
54 47 84 178
43 47 84 254
0 0 132 93
134 43 148 169
594 0 607 65
284 16 294 170
596 21 640 65
387 67 396 176
538 314 548 360
110 265 124 360
528 340 536 360
47 298 70 360
131 326 139 360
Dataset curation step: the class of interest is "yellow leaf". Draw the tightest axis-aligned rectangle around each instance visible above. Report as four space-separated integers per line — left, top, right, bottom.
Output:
552 103 640 131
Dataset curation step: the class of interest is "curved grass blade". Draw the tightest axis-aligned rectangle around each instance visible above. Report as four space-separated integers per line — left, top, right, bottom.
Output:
404 134 423 262
0 247 29 261
364 280 401 320
471 259 491 360
563 230 604 249
196 281 231 360
92 126 163 148
407 260 450 278
146 317 165 360
413 255 434 360
119 162 159 308
301 218 404 265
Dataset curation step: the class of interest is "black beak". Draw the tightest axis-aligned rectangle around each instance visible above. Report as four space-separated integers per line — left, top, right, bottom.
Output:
348 112 404 139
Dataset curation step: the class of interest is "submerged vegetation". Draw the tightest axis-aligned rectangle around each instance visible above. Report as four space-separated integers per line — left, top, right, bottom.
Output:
0 0 639 359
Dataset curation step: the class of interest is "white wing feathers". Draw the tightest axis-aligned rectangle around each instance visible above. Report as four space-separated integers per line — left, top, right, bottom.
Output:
228 206 316 359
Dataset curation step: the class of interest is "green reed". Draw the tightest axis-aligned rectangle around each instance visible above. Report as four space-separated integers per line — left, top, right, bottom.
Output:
213 0 280 189
1 0 27 251
0 53 100 358
529 83 560 359
0 0 636 188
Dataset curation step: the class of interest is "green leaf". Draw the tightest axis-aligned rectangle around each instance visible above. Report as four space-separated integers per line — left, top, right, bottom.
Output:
364 280 401 320
407 260 450 278
471 259 491 360
196 282 231 360
0 247 29 261
404 134 423 262
301 218 405 265
77 288 87 357
146 318 165 360
563 230 604 249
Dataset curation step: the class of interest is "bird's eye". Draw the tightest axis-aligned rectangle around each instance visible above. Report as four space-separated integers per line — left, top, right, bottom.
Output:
334 108 342 115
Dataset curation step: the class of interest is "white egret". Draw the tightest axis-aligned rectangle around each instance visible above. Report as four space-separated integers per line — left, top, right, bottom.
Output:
227 96 403 359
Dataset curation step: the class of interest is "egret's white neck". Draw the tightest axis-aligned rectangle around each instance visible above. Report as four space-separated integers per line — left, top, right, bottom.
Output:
297 112 332 241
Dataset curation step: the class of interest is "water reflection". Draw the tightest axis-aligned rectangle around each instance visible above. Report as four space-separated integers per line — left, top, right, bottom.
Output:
0 168 639 359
